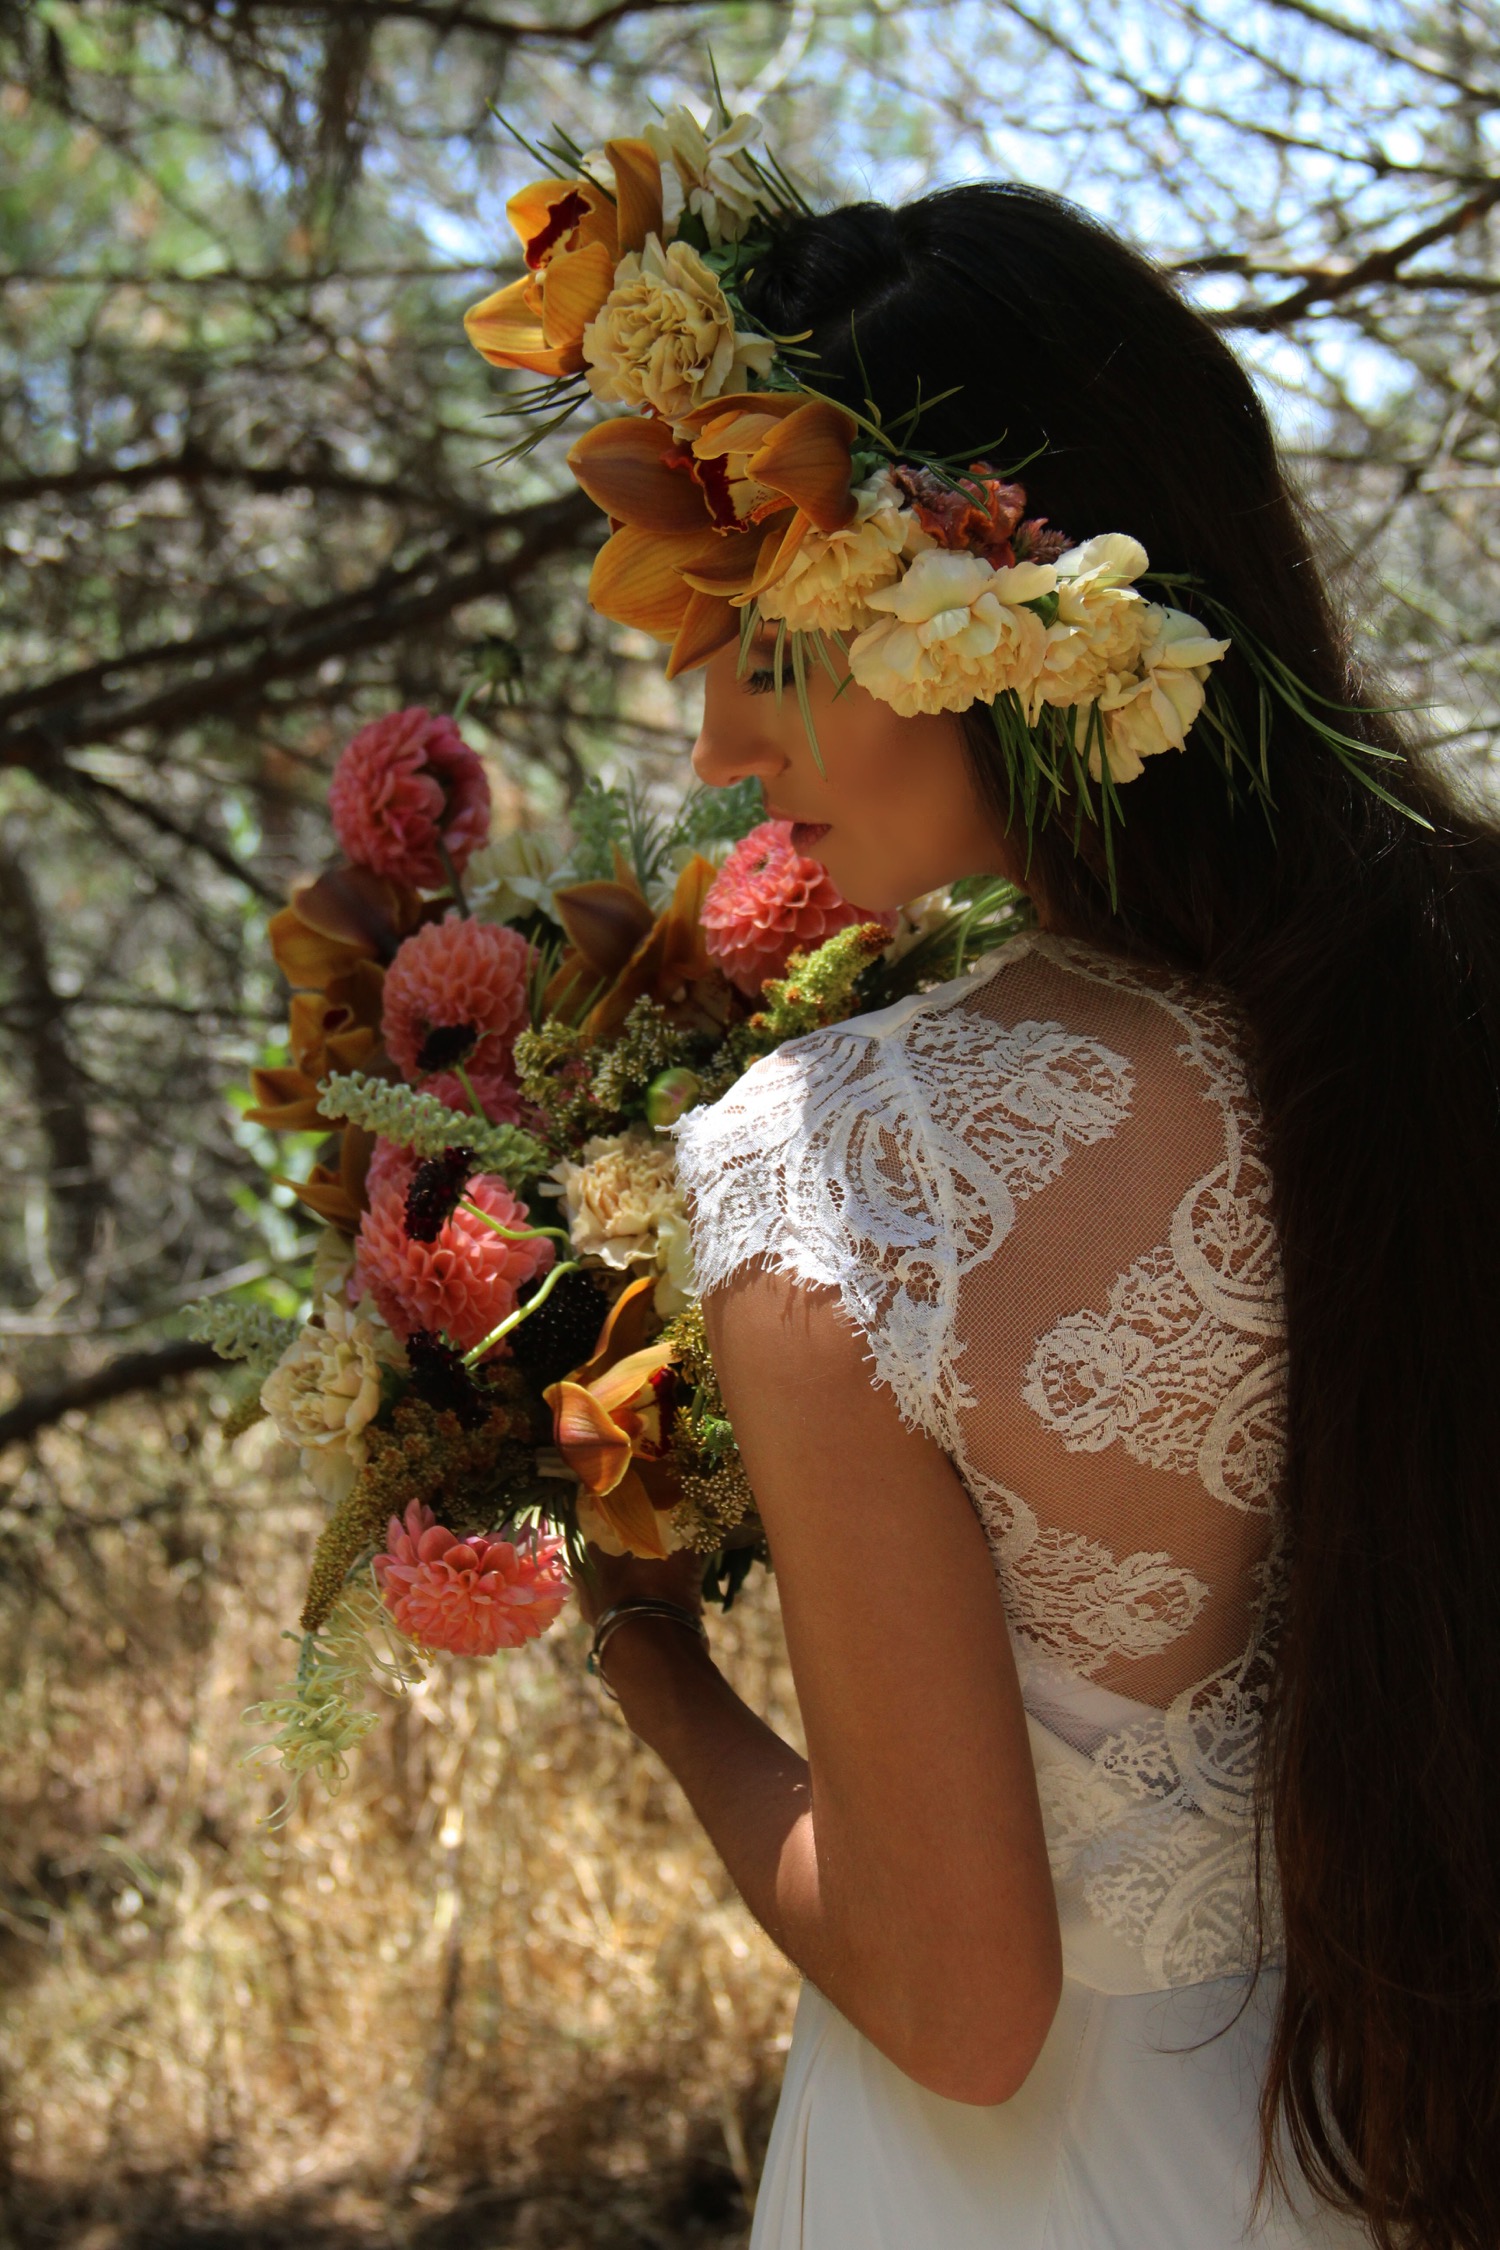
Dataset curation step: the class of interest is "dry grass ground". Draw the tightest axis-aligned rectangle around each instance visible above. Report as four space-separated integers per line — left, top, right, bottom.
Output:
0 1384 801 2249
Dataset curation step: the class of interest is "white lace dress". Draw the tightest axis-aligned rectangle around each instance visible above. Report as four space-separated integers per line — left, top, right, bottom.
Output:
673 932 1368 2250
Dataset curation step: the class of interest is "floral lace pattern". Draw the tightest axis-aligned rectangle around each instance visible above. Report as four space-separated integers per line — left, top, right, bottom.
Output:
674 932 1288 1990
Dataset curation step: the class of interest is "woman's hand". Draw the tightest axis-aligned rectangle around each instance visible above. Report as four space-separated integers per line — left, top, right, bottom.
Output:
571 1541 706 1629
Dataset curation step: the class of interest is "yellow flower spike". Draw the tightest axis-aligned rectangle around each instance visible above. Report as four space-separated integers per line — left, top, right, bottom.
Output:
604 136 664 254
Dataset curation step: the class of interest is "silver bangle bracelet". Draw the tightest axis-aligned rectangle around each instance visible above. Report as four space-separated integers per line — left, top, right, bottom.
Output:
586 1598 707 1700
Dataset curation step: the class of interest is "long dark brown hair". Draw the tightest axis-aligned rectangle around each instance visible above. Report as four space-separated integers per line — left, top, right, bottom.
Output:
741 184 1500 2248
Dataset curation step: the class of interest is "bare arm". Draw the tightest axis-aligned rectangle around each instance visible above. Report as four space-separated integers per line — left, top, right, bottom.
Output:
590 1267 1061 2105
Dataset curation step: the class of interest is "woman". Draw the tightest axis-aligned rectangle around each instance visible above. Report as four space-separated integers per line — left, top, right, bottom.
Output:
572 188 1500 2248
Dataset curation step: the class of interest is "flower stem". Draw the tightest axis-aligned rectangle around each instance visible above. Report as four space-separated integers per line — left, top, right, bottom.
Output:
454 1061 486 1119
462 1258 582 1367
436 840 470 917
457 1197 571 1249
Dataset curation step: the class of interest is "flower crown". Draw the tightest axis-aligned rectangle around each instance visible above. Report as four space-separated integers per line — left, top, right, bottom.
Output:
464 94 1404 844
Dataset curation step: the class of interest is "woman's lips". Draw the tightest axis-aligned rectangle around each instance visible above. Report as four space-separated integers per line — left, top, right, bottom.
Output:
791 821 832 852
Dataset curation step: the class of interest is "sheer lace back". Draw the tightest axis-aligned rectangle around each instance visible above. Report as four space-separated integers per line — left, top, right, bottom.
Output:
674 933 1287 1993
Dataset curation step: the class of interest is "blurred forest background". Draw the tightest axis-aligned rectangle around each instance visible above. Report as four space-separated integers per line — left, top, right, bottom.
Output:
1 1 1496 2243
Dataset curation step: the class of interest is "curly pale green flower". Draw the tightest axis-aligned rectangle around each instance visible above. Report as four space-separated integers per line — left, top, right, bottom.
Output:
317 1071 546 1187
243 1634 379 1818
185 1299 300 1379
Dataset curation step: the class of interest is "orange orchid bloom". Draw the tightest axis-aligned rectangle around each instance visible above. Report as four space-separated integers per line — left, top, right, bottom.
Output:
245 963 384 1132
567 393 858 676
545 851 729 1038
276 1122 375 1236
463 140 663 381
544 1277 678 1557
268 866 425 994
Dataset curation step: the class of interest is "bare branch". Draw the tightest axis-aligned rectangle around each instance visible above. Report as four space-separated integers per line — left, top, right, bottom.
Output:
1211 181 1500 330
0 831 109 1276
0 1342 220 1454
0 491 596 775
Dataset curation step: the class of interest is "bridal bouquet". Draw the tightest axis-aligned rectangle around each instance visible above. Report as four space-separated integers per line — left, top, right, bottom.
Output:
194 703 1023 1803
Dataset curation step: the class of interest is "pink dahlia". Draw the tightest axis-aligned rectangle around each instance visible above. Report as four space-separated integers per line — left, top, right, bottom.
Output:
329 709 491 890
352 1139 552 1356
381 916 532 1110
374 1501 568 1655
701 821 895 997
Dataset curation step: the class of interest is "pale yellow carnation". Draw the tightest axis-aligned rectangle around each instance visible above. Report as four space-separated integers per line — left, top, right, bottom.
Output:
260 1295 403 1507
1030 535 1151 716
644 106 768 246
1085 604 1232 782
758 470 929 636
848 550 1055 718
544 1130 695 1316
582 236 775 421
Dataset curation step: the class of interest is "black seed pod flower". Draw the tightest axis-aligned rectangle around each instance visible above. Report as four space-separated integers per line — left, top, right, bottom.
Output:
506 1268 609 1393
403 1146 475 1242
404 1330 492 1429
416 1021 479 1073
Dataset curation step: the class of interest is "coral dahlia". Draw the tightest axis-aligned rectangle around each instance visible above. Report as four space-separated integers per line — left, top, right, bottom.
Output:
352 1139 552 1357
329 709 491 890
382 916 533 1111
374 1501 567 1655
700 821 892 997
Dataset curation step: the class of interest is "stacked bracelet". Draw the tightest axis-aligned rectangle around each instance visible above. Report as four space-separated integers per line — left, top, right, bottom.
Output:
586 1599 707 1701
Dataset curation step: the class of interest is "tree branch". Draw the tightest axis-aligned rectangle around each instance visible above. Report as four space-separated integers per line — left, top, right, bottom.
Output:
0 443 499 512
1210 180 1500 331
0 1341 220 1454
0 491 596 775
164 0 733 47
0 831 109 1276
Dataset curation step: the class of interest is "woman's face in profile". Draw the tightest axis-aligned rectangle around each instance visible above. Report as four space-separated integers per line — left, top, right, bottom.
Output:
691 626 1020 911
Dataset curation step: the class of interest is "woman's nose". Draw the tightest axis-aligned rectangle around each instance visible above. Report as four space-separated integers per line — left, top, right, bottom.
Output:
692 710 783 789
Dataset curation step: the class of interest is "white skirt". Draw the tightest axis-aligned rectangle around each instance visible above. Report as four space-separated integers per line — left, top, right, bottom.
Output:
750 1971 1372 2250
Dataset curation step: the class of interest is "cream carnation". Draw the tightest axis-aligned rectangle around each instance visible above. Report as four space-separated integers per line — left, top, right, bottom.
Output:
643 106 767 246
1087 603 1232 781
543 1130 694 1316
1031 535 1152 716
582 236 775 422
260 1295 403 1506
757 469 928 635
848 550 1056 718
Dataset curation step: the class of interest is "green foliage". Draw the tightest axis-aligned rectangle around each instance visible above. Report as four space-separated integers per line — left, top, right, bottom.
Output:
317 1072 548 1187
566 775 765 892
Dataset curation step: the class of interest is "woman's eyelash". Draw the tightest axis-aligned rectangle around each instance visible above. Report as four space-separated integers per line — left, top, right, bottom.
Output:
742 667 778 696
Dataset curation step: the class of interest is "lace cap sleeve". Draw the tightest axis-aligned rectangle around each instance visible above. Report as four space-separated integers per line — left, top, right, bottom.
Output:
672 965 1135 1441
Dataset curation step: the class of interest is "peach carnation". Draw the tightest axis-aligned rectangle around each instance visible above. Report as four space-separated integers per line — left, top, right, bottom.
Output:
382 916 532 1110
701 821 892 997
329 708 491 889
352 1139 552 1357
373 1500 567 1655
